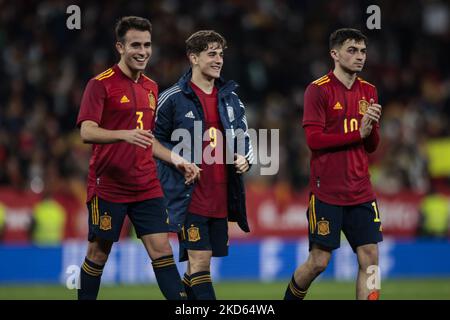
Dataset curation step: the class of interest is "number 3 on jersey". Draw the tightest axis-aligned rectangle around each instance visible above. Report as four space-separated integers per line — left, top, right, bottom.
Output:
136 111 144 129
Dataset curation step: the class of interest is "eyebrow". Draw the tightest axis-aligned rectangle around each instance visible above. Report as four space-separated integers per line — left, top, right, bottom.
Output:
130 41 152 46
347 46 366 51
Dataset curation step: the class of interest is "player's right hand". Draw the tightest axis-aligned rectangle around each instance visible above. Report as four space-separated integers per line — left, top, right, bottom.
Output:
122 129 154 148
176 162 201 185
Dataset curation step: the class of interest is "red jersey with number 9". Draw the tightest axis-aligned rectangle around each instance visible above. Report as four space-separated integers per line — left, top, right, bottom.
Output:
77 65 163 203
302 71 379 205
188 82 228 218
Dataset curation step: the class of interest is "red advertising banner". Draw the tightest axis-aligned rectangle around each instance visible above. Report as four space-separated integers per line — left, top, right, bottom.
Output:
229 184 424 239
0 187 87 243
0 185 437 242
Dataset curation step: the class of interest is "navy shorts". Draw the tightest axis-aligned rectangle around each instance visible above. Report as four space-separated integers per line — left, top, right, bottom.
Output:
306 194 383 252
87 196 169 242
177 212 229 262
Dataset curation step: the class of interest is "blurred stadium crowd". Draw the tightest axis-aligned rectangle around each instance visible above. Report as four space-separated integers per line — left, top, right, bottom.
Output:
0 0 449 240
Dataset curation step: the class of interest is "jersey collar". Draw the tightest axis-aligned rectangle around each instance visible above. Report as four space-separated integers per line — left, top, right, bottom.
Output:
113 64 146 84
329 70 359 91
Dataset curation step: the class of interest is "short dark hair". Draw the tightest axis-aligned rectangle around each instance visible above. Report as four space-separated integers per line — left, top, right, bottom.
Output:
186 30 227 55
115 16 152 43
329 28 367 50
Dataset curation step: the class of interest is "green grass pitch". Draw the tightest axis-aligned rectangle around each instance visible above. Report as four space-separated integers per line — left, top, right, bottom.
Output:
1 278 449 300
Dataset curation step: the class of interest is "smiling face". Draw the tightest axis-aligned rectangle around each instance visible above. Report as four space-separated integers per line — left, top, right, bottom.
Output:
116 29 152 73
190 42 224 80
331 39 366 74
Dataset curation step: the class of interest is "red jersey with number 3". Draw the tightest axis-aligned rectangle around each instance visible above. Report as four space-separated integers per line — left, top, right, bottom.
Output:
76 65 163 203
302 71 379 205
188 82 228 218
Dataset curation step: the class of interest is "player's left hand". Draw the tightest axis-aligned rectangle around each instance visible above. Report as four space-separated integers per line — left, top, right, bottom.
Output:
234 154 249 174
176 162 201 185
365 99 382 123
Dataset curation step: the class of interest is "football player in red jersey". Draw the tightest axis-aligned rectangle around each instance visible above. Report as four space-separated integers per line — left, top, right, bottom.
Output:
76 16 199 300
284 28 383 300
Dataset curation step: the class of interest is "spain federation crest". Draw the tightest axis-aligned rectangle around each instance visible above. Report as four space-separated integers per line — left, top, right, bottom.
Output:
100 213 112 231
358 99 369 115
317 219 330 236
187 226 200 242
148 91 156 110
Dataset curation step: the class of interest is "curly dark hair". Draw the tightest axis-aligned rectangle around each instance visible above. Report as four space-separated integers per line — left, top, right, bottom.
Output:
186 30 227 55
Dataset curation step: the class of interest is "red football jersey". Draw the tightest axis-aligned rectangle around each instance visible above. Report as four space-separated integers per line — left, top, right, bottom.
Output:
77 65 163 203
188 82 228 218
303 71 379 205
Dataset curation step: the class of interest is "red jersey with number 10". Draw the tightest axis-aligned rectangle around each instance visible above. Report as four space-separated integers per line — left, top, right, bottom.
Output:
76 65 163 203
302 71 379 206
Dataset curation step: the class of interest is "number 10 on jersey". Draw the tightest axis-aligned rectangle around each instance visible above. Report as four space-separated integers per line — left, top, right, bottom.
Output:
344 117 358 133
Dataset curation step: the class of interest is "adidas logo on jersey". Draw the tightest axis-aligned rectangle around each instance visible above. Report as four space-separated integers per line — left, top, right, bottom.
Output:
185 111 195 119
120 95 130 103
333 102 343 110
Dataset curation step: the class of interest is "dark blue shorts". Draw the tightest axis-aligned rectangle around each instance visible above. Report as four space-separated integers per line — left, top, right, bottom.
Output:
177 212 229 262
307 194 383 252
87 196 169 242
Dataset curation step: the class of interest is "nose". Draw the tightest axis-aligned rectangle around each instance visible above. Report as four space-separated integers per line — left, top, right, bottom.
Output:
137 45 149 56
356 51 365 61
215 56 223 64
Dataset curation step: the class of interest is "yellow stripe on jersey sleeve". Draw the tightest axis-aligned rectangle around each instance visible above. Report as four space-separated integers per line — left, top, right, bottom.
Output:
315 79 330 86
312 75 329 84
96 71 115 81
95 68 113 80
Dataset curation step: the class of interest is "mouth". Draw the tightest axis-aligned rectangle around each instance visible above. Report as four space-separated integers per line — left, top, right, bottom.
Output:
211 65 221 71
133 56 147 63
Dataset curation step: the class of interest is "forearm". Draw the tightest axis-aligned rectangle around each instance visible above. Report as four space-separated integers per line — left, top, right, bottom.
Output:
80 123 124 144
363 127 380 153
305 125 362 151
152 138 186 166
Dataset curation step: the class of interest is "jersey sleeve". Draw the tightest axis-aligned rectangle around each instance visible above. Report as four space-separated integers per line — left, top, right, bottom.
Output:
305 124 362 151
150 84 159 131
76 79 107 127
302 84 327 128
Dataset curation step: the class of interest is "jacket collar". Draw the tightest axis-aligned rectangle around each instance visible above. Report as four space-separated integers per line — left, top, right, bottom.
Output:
177 68 238 96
